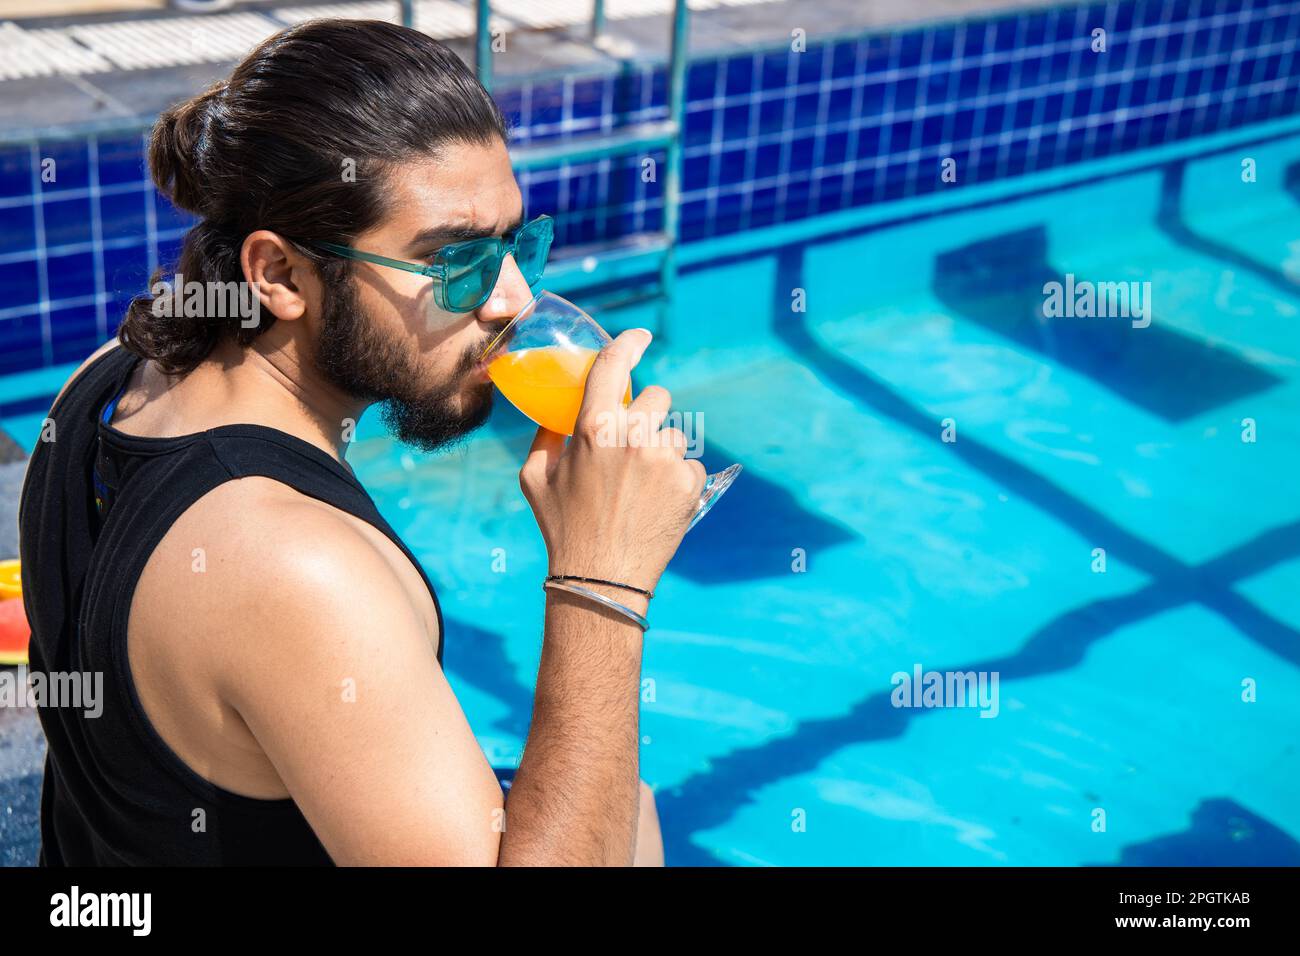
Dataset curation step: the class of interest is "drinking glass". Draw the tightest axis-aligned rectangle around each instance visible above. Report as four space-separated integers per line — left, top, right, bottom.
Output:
482 291 741 530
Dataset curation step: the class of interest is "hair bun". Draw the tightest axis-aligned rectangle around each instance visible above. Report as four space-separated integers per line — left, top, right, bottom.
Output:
148 81 225 215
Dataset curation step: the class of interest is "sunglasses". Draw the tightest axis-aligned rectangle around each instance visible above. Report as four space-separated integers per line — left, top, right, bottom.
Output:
308 214 554 314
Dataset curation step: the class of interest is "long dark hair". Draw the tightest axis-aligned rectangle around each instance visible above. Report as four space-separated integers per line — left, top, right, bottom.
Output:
120 19 508 374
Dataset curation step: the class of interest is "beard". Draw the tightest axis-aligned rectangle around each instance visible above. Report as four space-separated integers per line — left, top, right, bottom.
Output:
312 271 495 453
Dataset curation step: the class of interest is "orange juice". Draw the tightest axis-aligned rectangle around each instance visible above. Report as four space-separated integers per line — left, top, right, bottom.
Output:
488 345 631 436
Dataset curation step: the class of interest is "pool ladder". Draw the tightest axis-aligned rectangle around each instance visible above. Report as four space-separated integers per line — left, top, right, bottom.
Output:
400 0 691 336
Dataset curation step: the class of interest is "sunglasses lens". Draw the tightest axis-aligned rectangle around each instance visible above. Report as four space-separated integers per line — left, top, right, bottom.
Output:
514 218 553 286
442 239 504 311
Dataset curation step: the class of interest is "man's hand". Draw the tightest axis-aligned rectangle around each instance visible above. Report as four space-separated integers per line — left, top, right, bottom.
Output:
519 328 705 590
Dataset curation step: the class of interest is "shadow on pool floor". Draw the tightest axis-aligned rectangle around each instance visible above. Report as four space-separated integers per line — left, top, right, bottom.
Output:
1086 798 1300 866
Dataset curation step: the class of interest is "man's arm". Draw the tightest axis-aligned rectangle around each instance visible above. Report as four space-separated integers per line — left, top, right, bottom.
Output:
174 330 699 865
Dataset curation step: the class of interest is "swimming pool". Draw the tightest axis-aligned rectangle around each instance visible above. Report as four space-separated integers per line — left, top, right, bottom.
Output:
324 122 1300 867
2 117 1298 869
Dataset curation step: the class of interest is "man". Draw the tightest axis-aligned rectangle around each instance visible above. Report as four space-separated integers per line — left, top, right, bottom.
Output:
19 19 703 865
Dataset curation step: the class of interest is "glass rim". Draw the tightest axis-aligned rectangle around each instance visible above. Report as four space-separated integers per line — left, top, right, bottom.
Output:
478 289 601 362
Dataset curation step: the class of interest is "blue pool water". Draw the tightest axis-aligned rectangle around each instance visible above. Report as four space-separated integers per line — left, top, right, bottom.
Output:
3 124 1299 867
349 127 1300 866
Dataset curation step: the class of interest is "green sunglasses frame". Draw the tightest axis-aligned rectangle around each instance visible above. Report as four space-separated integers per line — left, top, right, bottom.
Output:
308 214 554 314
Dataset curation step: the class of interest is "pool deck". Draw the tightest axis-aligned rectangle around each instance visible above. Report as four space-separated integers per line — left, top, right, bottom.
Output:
0 0 1060 140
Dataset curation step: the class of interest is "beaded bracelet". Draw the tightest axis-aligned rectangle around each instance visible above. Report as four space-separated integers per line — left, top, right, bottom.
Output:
546 574 654 599
542 579 649 632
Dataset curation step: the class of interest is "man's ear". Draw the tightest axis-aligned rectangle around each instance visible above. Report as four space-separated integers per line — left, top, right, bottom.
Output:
241 230 311 321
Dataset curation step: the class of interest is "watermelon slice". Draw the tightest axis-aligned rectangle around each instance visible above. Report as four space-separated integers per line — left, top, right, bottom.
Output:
0 559 19 601
0 597 30 667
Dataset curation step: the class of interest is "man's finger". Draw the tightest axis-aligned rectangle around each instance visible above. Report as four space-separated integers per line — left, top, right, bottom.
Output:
522 424 566 481
629 384 671 426
577 328 652 428
627 385 671 447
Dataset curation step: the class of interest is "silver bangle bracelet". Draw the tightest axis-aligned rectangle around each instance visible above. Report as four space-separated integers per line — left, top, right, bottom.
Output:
543 579 649 632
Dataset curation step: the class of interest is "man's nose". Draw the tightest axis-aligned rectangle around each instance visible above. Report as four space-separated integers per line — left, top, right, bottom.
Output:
476 254 534 325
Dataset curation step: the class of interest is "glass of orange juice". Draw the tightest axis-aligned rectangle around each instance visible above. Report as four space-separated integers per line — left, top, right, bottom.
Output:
482 291 740 530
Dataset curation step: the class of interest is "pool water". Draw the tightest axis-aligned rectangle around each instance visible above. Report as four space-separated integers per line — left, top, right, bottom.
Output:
343 129 1300 866
3 126 1298 867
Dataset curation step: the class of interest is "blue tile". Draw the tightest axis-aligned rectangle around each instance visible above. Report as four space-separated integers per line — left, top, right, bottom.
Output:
795 46 825 86
980 102 1007 134
725 55 756 96
40 196 93 248
854 124 883 160
0 205 35 256
571 76 608 122
679 198 708 242
49 305 99 365
960 21 989 58
713 191 743 236
1050 8 1081 42
102 244 150 298
953 108 977 140
100 188 149 238
46 251 96 301
898 30 924 68
920 114 944 146
641 69 667 111
0 311 44 374
792 91 820 129
757 97 787 136
790 136 817 172
687 59 718 101
720 146 749 185
929 25 956 64
153 191 193 234
747 142 777 180
683 154 710 191
759 51 792 91
683 105 714 148
1042 93 1065 123
956 64 983 97
750 185 778 228
861 79 887 115
830 40 859 81
34 140 90 195
1111 1 1135 32
95 134 147 187
814 174 846 215
0 145 32 199
993 16 1020 52
527 82 564 134
722 104 751 142
893 78 918 110
0 259 40 309
1022 11 1049 47
827 85 855 125
823 131 849 166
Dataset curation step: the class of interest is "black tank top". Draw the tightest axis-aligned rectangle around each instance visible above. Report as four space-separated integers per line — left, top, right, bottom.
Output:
18 345 444 865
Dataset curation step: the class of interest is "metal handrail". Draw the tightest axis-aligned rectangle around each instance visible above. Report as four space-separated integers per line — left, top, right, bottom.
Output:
461 0 691 335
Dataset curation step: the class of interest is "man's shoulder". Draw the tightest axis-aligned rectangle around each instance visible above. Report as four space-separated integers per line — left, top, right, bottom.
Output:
133 476 399 637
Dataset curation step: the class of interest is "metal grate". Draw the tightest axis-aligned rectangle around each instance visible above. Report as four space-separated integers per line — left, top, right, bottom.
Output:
65 12 283 70
0 20 112 80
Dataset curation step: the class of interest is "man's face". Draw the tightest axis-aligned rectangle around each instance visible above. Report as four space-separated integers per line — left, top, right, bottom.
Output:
313 137 533 452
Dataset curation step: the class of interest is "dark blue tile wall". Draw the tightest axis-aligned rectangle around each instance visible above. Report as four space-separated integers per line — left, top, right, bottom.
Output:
2 0 1300 374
